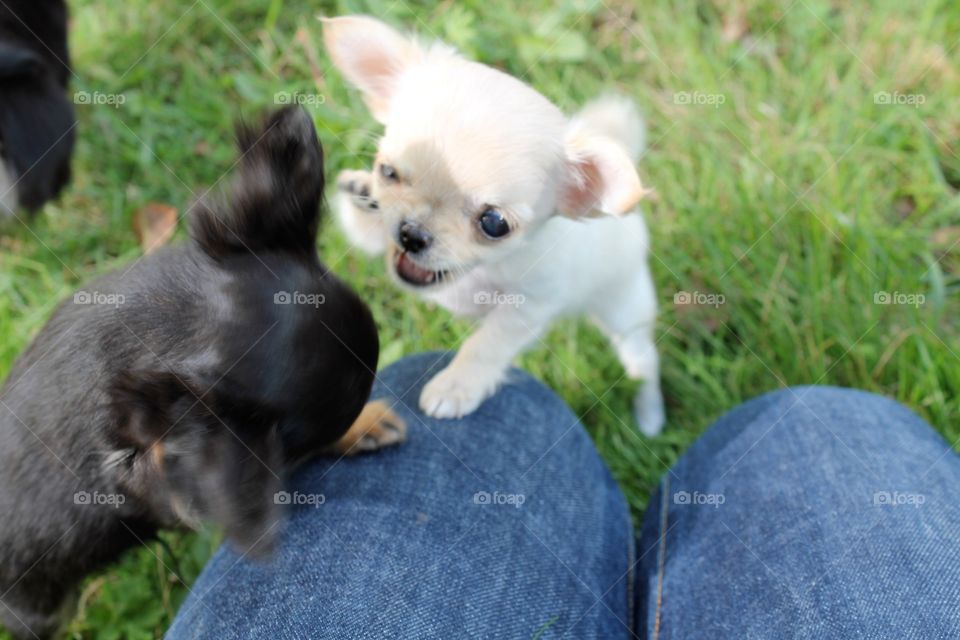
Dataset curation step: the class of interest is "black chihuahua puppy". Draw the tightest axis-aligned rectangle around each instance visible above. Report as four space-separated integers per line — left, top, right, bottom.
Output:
0 0 75 215
0 106 404 639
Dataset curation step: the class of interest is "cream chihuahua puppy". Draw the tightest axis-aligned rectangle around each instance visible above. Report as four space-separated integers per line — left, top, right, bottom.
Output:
323 15 665 435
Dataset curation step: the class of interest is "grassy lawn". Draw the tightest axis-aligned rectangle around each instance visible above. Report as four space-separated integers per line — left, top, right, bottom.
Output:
1 0 958 637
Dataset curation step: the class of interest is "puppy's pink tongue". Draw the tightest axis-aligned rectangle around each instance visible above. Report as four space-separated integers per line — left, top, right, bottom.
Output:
396 251 435 285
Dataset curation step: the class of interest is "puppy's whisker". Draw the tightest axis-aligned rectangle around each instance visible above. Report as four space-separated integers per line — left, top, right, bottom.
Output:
99 448 135 472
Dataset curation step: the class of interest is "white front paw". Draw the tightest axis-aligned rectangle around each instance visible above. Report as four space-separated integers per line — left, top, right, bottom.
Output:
419 366 499 419
336 169 379 212
335 169 386 255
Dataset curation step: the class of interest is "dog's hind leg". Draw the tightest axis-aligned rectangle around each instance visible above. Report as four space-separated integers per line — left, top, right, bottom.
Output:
335 169 387 255
592 266 665 436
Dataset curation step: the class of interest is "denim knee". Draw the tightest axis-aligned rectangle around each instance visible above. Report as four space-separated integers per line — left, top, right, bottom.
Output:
680 385 947 476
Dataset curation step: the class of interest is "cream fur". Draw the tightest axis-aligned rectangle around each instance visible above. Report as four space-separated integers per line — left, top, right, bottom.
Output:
323 15 665 434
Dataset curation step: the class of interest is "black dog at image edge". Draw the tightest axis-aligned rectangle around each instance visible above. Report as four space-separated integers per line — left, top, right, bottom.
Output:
0 0 75 216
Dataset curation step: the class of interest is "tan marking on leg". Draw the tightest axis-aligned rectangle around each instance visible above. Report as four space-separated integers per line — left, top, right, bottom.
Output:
150 441 165 470
329 400 407 455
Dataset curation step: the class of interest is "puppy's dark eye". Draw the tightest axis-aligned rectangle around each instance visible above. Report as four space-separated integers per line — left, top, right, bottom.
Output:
380 164 399 182
478 207 510 239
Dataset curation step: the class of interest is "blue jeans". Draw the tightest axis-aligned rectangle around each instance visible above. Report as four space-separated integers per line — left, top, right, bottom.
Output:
167 353 960 639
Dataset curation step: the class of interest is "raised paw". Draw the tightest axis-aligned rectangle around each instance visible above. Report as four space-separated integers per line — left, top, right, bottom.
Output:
329 400 407 455
337 169 379 213
419 365 499 419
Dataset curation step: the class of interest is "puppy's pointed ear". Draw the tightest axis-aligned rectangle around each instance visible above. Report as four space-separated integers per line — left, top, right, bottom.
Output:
189 106 324 259
558 134 649 218
109 369 196 449
321 15 420 123
0 42 42 79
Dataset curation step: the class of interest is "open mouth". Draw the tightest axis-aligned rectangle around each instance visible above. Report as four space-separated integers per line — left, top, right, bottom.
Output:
392 249 449 287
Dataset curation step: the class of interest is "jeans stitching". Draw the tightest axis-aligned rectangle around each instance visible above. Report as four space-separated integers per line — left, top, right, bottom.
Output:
627 505 636 634
653 476 670 640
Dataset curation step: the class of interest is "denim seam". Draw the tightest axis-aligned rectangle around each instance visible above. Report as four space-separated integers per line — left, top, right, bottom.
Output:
627 504 636 634
653 476 670 640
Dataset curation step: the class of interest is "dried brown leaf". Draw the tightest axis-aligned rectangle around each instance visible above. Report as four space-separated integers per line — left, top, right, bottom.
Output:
133 203 178 254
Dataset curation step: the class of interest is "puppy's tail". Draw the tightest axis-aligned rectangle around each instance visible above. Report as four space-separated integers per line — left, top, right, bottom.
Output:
572 95 646 164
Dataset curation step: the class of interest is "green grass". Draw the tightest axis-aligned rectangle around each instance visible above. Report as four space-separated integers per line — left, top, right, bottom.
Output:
1 0 958 637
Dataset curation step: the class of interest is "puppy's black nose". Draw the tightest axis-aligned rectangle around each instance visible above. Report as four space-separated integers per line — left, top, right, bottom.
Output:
399 221 432 253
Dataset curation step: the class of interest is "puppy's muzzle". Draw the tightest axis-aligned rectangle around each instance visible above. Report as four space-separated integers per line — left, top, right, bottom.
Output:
398 220 432 254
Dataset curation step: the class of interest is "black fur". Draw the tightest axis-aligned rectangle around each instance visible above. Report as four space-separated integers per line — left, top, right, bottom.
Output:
0 106 379 639
0 0 75 213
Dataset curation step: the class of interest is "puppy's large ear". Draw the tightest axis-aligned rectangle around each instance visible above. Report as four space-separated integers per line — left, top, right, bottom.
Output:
0 42 42 79
558 133 647 218
321 15 421 123
110 370 284 555
189 106 324 260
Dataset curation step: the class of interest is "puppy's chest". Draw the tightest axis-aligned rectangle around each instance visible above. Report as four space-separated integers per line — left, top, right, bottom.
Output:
423 270 515 317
